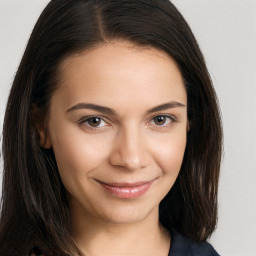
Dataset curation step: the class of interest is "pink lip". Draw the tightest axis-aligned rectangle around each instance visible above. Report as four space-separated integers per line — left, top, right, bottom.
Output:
97 180 155 199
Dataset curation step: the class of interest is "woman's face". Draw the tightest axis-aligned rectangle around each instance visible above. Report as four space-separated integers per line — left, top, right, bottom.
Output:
42 40 188 224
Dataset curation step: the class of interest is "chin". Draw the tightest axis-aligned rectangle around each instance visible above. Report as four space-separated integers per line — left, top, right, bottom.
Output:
96 202 158 225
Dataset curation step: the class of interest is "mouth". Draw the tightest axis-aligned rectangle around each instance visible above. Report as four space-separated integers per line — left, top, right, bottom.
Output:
95 179 156 199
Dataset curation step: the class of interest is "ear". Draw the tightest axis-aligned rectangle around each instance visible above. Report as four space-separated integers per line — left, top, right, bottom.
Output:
187 120 191 131
38 126 52 149
31 104 52 149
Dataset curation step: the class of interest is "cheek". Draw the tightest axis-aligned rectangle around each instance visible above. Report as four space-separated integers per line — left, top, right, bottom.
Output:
49 125 111 187
152 130 187 176
146 129 187 202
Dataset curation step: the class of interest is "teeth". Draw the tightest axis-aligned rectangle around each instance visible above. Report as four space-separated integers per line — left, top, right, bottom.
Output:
105 182 148 187
108 183 144 188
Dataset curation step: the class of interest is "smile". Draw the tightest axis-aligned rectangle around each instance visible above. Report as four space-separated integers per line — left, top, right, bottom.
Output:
96 180 155 199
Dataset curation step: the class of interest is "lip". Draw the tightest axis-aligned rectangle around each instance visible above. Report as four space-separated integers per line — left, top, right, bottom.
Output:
96 179 155 199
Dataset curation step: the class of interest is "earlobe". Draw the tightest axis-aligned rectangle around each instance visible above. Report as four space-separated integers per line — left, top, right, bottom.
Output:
38 127 52 149
31 104 52 149
187 120 191 131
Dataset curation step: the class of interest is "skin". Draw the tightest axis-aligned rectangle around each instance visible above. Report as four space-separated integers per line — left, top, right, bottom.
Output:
39 40 188 256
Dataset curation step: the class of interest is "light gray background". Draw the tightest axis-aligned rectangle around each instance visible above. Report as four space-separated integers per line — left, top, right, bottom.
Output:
0 1 255 255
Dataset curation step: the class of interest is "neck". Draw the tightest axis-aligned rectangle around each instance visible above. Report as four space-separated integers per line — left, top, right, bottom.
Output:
71 205 170 256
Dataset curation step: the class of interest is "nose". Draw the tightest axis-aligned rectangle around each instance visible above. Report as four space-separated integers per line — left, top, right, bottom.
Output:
109 125 150 171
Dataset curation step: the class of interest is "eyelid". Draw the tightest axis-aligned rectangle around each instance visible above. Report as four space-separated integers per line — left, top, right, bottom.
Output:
77 115 110 128
147 114 178 127
76 114 178 130
77 114 106 122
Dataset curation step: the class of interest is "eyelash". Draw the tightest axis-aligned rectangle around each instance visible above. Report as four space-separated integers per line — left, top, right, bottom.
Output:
77 114 178 130
77 116 109 130
147 115 178 128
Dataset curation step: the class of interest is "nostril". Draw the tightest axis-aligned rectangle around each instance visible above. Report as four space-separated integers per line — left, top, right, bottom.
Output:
110 149 150 171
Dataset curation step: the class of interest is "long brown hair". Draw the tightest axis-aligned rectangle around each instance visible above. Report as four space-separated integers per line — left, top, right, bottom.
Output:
0 0 222 255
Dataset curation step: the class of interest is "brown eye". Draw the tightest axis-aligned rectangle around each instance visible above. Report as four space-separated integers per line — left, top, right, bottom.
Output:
87 117 102 127
153 116 167 126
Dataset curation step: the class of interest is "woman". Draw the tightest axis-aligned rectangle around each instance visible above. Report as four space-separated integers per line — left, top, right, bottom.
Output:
0 0 222 255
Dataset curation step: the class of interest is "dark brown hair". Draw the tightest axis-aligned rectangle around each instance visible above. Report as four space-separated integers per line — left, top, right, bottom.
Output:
0 0 222 255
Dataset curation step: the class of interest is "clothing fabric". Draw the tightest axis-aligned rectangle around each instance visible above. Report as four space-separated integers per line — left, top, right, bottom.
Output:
169 228 220 256
31 229 220 256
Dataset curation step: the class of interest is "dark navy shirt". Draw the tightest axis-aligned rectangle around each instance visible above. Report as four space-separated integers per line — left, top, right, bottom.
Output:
169 229 220 256
31 228 220 256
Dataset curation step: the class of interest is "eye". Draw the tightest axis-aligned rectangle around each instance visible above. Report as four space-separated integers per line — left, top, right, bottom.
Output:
153 116 168 126
78 116 108 128
150 115 176 127
87 117 104 127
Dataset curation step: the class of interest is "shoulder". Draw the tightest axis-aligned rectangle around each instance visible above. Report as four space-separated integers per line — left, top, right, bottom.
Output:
169 228 220 256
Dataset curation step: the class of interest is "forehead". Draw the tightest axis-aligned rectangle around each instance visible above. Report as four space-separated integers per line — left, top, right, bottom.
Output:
53 40 187 109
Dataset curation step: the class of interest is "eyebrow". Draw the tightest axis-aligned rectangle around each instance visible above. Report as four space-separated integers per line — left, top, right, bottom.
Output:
66 101 186 115
66 103 117 115
146 101 186 114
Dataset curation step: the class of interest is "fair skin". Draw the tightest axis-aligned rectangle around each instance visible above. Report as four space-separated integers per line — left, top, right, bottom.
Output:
39 40 188 256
